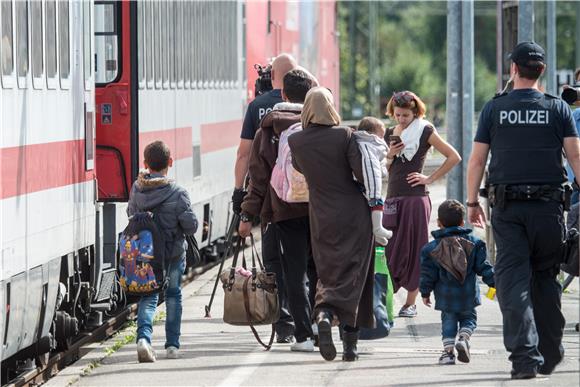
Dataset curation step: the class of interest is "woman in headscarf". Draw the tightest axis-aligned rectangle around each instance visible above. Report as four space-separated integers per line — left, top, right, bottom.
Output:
288 87 374 362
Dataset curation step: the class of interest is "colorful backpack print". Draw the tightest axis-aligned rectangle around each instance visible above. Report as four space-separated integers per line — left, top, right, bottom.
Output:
270 123 309 203
119 212 167 296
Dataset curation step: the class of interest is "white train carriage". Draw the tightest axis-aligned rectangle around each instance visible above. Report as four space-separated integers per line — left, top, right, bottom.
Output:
0 0 339 373
0 0 96 362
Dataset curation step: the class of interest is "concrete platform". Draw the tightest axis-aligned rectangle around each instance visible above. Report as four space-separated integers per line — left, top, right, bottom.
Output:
48 182 579 386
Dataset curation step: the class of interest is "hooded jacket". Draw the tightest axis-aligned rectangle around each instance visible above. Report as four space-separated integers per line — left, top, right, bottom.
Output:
127 171 198 260
419 226 495 312
241 102 309 223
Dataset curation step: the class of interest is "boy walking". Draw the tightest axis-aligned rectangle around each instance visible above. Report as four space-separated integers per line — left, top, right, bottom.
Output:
420 200 494 365
127 141 198 362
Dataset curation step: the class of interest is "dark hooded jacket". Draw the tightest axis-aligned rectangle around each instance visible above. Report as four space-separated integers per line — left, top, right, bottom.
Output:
127 171 198 260
420 226 495 312
241 102 309 223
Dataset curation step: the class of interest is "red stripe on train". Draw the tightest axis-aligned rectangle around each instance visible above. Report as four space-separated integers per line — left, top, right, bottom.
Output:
200 119 242 154
138 127 193 162
0 140 94 200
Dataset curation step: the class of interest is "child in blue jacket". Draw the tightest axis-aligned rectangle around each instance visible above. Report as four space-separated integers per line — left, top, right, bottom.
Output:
420 199 494 365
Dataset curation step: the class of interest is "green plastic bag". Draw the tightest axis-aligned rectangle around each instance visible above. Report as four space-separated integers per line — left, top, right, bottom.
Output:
375 247 395 323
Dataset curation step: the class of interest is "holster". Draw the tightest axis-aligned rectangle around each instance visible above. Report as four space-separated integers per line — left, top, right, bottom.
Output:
485 184 507 210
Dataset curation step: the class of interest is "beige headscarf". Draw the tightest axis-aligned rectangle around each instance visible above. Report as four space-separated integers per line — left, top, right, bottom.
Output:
301 87 341 129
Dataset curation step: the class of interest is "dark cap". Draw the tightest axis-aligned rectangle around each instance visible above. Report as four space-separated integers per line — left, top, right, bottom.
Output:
509 41 545 65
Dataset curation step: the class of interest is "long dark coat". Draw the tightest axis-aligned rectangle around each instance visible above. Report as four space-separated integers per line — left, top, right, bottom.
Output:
289 125 374 328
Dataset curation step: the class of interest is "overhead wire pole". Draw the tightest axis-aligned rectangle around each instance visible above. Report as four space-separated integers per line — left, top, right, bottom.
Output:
368 1 379 117
461 0 474 204
446 0 462 201
518 0 534 42
546 0 556 95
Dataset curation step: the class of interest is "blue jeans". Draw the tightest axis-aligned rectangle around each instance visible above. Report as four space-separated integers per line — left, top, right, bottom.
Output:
137 257 186 349
441 309 477 349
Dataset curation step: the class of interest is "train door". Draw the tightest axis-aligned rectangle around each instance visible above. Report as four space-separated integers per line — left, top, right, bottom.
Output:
94 0 137 202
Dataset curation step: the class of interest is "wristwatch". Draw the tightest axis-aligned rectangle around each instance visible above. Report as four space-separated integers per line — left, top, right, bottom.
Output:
466 201 480 208
240 213 251 223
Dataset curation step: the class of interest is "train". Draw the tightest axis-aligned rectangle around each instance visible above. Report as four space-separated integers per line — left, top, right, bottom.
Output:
0 0 339 376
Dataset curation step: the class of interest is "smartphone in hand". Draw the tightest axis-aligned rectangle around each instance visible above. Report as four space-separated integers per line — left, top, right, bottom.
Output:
389 135 402 145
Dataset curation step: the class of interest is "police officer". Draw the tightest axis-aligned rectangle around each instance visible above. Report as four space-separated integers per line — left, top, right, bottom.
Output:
466 42 580 379
232 53 298 343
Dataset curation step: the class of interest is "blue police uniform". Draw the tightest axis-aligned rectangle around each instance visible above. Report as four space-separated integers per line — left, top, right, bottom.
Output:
475 87 578 376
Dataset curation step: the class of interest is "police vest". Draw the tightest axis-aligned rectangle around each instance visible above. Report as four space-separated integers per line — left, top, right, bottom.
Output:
488 93 566 185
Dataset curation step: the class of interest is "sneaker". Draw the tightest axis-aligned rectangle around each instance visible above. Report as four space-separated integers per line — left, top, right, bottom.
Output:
455 337 471 363
438 350 456 365
291 338 315 352
137 339 156 363
166 346 179 359
398 304 417 318
276 334 295 344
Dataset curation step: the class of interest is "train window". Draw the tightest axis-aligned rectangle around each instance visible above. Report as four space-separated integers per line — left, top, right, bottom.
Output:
45 0 57 88
1 0 14 87
193 144 201 178
137 1 144 89
190 1 197 88
145 0 153 88
16 0 28 88
31 0 43 89
162 1 168 89
154 0 160 89
200 2 207 88
183 1 190 89
83 0 91 89
169 1 175 88
58 0 70 88
94 1 119 85
85 104 94 170
175 0 183 89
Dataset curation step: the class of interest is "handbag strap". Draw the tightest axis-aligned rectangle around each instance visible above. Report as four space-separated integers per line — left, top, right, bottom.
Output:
242 277 275 350
249 234 265 272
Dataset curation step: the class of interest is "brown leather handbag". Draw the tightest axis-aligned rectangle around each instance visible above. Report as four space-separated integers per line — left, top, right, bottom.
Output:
220 235 279 349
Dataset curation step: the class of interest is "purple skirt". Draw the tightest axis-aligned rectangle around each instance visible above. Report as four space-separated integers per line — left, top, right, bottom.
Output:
383 195 432 292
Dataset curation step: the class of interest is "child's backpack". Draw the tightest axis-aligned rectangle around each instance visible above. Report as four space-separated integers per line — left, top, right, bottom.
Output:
270 123 309 203
119 211 167 296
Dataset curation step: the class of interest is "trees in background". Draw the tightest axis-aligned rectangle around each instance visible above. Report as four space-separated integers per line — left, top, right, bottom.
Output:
338 1 577 122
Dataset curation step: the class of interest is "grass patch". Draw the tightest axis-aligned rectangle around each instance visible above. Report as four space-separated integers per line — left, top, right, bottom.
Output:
80 310 167 377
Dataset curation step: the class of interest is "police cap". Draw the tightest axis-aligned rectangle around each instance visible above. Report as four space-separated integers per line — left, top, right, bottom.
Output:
509 41 545 65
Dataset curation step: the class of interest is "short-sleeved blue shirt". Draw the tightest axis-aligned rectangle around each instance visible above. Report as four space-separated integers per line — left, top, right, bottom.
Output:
240 89 283 140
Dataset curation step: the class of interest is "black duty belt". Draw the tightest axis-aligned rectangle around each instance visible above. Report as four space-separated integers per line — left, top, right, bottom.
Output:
481 184 572 210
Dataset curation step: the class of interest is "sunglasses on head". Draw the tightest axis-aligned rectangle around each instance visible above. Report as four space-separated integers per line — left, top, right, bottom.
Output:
392 91 414 106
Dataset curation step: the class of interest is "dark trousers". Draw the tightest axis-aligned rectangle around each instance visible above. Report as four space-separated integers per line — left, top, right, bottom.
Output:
275 217 315 342
262 223 294 337
492 200 566 372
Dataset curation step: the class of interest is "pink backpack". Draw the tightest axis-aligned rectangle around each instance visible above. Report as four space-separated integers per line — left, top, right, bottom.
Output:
270 123 309 203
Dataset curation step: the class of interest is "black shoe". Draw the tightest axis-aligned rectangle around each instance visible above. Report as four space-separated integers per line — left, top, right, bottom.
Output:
342 331 359 362
276 334 294 344
539 348 564 375
317 311 336 361
511 369 537 380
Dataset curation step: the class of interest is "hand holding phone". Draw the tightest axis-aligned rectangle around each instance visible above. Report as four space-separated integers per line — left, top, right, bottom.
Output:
389 135 402 145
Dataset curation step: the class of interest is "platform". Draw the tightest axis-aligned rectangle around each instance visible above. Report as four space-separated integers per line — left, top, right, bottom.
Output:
48 183 580 387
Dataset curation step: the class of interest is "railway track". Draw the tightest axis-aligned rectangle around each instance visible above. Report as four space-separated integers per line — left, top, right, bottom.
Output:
4 262 221 387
